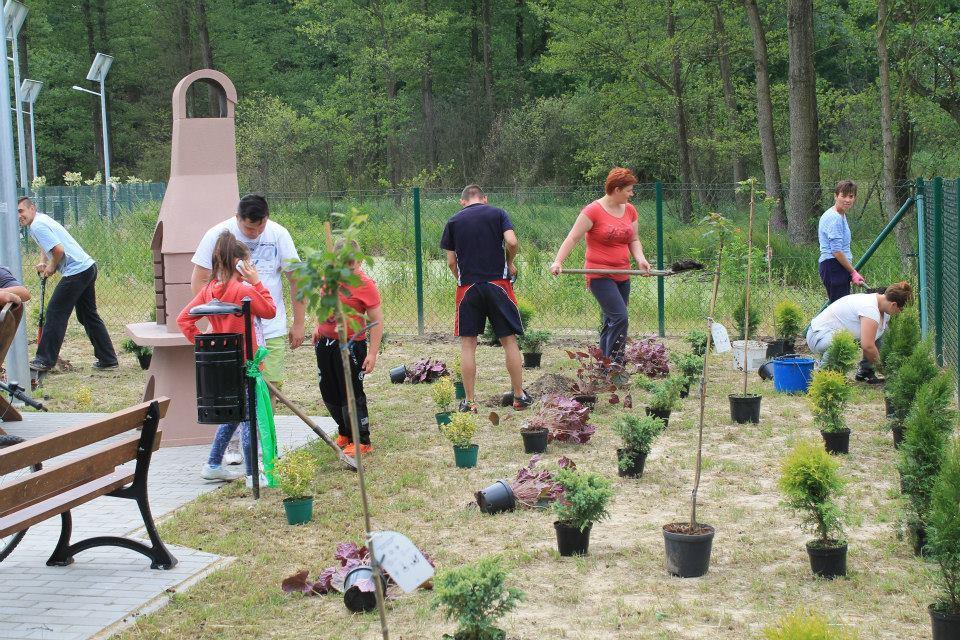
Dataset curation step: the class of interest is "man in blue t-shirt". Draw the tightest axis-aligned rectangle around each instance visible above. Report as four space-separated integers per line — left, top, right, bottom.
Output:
18 196 118 372
818 180 865 303
440 185 532 412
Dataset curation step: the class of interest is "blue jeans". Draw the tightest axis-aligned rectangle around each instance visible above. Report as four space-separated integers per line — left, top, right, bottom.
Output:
207 420 252 475
589 277 630 362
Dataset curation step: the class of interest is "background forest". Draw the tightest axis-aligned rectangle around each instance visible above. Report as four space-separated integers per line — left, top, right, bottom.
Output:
15 0 960 242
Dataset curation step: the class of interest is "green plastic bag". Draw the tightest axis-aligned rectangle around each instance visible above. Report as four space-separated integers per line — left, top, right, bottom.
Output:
247 347 278 487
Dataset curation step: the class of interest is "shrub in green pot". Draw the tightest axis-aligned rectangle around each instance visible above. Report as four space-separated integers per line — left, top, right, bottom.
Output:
820 330 858 376
274 448 319 525
433 377 455 427
612 414 664 478
452 354 465 399
763 608 858 639
779 439 849 578
441 412 479 468
927 438 960 637
432 556 524 640
808 370 853 454
898 371 956 555
552 468 613 556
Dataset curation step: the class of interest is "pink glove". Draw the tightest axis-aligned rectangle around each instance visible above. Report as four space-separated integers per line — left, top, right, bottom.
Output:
851 270 866 286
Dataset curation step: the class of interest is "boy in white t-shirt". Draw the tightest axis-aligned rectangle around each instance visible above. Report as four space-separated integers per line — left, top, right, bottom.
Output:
806 282 913 382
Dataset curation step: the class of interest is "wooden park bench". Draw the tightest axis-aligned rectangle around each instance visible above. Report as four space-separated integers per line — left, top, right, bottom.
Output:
0 397 178 569
0 301 25 430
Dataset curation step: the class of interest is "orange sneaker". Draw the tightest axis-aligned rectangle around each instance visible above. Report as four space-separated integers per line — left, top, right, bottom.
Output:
359 444 373 455
343 443 373 456
336 435 350 448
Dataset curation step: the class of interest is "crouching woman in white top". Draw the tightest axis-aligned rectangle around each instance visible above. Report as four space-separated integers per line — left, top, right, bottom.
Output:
806 281 913 382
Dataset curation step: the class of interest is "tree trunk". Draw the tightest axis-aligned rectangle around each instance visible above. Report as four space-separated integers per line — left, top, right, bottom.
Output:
470 0 479 63
744 0 787 230
515 0 524 65
196 0 221 113
482 0 494 112
715 4 747 207
81 0 105 175
786 0 820 244
668 1 694 222
421 0 437 170
894 110 913 204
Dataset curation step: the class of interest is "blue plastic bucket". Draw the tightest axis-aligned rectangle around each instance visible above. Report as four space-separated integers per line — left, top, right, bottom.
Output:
772 356 815 394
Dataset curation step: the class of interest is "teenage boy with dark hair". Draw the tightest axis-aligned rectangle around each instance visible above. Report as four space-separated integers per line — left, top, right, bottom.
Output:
17 196 117 372
441 184 532 412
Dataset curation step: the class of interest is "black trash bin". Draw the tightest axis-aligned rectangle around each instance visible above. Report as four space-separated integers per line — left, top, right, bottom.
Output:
194 332 247 424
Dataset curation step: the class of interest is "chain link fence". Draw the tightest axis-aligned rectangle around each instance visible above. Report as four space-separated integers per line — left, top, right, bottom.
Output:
17 181 918 357
919 177 959 382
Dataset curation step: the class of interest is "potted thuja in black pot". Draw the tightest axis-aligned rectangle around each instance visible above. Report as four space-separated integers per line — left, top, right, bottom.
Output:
779 439 849 578
670 352 703 399
613 414 664 478
729 178 762 424
552 467 613 556
808 369 853 455
518 329 551 369
122 338 153 370
643 376 683 427
926 438 960 638
767 299 804 358
662 211 730 578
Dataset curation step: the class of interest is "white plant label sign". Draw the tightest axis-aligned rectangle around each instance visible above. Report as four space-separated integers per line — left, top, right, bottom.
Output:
370 531 434 593
711 321 731 353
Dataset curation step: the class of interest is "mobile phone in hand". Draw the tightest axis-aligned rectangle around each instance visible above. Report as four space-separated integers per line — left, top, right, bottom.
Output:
236 259 245 274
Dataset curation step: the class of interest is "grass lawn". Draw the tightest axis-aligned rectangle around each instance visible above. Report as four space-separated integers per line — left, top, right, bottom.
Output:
38 334 933 639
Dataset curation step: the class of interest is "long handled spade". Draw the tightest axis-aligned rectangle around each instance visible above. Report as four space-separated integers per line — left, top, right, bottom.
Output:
36 276 46 344
266 380 358 472
556 259 705 277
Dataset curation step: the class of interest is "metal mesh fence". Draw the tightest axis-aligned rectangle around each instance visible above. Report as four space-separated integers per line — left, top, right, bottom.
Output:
17 181 917 359
919 177 959 380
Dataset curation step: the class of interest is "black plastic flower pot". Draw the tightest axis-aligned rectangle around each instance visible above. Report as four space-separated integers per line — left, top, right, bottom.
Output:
572 394 596 408
892 424 904 449
523 352 542 369
806 540 847 579
645 407 671 427
617 448 647 478
909 521 927 557
930 604 960 640
342 566 378 612
662 523 715 578
885 396 895 419
389 365 407 384
757 360 775 381
137 353 152 370
475 479 516 515
679 383 690 399
729 394 761 424
821 429 851 455
765 338 794 359
554 521 592 556
521 428 548 454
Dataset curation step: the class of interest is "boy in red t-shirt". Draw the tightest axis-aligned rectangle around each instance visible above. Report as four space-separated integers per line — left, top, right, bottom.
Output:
313 241 384 456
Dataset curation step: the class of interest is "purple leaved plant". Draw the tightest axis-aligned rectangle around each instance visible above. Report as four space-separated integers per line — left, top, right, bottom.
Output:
507 455 577 507
623 336 670 378
565 346 619 396
527 395 596 444
404 358 449 384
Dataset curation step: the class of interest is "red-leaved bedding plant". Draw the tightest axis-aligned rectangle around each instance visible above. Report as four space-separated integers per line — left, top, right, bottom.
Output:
508 455 576 508
404 358 449 383
623 336 670 378
281 542 435 597
526 394 597 444
565 346 619 396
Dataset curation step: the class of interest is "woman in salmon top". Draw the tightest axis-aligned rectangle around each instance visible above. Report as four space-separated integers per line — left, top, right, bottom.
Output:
550 167 651 363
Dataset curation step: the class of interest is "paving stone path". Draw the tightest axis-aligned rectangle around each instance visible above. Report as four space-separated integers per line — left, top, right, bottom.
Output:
0 412 329 640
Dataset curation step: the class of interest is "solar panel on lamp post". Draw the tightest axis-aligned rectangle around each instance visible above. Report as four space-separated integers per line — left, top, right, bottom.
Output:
72 52 114 221
4 0 27 191
19 79 40 182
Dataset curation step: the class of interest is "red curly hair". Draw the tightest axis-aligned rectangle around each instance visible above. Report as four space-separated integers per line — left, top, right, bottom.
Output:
605 167 638 195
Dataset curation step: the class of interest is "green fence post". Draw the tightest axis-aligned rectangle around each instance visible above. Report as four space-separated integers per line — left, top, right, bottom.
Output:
413 187 425 335
934 176 944 365
656 181 665 337
917 178 928 337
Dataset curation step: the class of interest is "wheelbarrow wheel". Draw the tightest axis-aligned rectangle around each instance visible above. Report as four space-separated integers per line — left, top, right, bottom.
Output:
0 434 41 562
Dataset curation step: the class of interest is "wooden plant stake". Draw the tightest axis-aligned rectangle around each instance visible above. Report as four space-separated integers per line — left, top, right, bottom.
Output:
265 380 358 471
690 214 727 529
323 222 390 639
742 179 757 397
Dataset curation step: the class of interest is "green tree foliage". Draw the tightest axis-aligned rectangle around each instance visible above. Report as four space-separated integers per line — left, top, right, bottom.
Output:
879 306 920 377
928 438 960 614
763 608 858 640
821 330 859 376
774 300 805 341
887 338 939 423
807 370 852 434
898 371 957 529
779 439 847 544
432 556 525 640
552 468 614 531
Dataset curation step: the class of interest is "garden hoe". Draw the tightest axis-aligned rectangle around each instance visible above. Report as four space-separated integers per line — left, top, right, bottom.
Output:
556 259 704 277
30 276 48 391
266 380 358 472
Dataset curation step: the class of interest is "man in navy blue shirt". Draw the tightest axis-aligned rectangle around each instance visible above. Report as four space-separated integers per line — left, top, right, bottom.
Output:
440 185 532 412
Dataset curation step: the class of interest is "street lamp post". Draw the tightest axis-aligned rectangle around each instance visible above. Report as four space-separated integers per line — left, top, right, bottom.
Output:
4 0 27 190
72 52 113 221
19 79 40 180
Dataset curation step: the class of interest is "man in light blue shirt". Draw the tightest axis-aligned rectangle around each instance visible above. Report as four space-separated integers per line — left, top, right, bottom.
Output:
817 180 865 304
17 196 118 372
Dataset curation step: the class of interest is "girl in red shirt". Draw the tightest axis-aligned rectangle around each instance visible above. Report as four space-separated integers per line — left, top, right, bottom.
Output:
314 239 384 456
178 230 276 483
550 168 651 364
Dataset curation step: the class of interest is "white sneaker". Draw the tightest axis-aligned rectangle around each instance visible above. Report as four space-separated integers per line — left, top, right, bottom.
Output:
224 439 243 465
245 473 269 489
201 464 243 481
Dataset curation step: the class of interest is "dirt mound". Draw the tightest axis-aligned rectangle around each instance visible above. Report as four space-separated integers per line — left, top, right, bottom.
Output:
527 372 577 397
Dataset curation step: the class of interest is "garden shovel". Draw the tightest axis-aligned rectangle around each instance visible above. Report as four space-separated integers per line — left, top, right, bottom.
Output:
36 276 46 343
556 259 704 277
265 380 358 472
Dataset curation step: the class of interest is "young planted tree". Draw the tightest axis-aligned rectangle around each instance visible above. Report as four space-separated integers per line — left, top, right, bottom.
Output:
808 369 853 455
433 556 524 640
887 337 939 424
927 438 960 629
821 330 859 376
